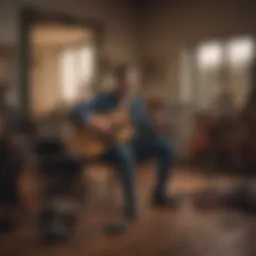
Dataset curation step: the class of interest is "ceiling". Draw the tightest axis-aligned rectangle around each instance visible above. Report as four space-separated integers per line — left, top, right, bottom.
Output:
31 23 93 48
128 0 156 8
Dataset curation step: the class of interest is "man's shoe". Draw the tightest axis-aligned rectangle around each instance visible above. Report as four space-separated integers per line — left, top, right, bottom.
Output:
104 219 129 236
104 207 137 236
124 207 137 221
152 194 180 208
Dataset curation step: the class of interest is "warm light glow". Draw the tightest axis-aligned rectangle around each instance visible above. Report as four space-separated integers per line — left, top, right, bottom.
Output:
78 46 95 85
227 38 254 66
59 50 77 102
59 45 95 103
197 43 222 68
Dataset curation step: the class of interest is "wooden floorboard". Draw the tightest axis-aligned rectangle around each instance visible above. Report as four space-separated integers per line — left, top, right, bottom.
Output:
0 167 255 256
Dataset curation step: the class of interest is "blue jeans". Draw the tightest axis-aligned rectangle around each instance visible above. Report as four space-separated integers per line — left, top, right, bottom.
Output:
100 137 174 217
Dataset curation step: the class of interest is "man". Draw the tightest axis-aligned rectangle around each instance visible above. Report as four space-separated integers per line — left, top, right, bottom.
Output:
70 65 175 231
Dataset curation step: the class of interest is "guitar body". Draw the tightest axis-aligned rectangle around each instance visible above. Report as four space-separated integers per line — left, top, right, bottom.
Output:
68 110 134 158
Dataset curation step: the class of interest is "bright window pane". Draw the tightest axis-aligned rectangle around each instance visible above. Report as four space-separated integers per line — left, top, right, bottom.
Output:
59 45 95 103
196 42 223 109
227 38 254 67
59 50 78 102
78 46 95 84
227 37 255 108
197 42 222 69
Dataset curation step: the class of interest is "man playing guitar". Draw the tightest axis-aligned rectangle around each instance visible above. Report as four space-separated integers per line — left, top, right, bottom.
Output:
70 65 175 232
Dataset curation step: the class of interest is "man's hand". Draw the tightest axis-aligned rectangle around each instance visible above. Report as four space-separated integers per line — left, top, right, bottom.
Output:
88 117 115 140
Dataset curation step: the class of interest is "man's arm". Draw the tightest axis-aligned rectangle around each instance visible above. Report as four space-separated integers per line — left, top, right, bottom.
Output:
69 95 104 125
69 94 113 135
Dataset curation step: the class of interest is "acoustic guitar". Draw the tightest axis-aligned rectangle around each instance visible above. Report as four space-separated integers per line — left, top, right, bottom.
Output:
68 109 134 159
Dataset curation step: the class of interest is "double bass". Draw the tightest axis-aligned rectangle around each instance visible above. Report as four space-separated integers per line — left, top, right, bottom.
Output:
188 113 217 162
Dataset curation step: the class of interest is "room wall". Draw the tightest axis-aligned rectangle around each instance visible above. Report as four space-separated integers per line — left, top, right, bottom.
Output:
2 1 256 101
0 0 138 107
139 0 256 155
141 0 256 101
2 0 256 155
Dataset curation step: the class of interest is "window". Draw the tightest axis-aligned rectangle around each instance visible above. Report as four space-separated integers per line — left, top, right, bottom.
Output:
59 45 95 104
179 50 193 104
196 42 223 109
227 38 255 108
180 37 255 110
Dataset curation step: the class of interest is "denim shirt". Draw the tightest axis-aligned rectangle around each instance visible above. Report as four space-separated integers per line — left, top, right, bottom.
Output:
70 92 155 139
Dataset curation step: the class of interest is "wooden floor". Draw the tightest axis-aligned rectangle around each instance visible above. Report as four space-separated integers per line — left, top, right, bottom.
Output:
0 167 255 256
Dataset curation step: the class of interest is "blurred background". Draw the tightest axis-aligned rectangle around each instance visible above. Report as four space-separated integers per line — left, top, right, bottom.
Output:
0 0 255 255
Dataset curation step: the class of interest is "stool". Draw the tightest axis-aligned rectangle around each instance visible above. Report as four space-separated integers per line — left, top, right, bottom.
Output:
84 163 121 212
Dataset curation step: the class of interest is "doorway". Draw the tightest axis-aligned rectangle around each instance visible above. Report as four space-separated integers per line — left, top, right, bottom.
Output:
19 7 103 117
